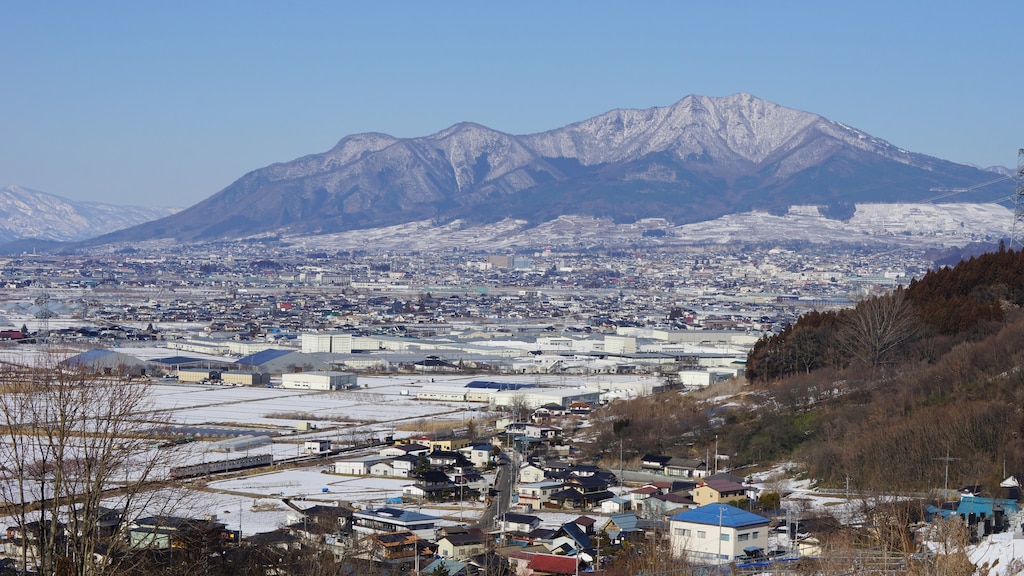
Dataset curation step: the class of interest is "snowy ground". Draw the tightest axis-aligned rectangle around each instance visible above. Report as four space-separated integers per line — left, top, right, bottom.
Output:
749 464 1024 575
288 203 1012 252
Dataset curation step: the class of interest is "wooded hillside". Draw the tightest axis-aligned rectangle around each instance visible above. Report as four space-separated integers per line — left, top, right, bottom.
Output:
588 247 1024 493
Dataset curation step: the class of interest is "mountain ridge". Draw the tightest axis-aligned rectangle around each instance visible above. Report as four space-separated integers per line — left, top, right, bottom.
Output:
82 93 1014 244
0 185 179 243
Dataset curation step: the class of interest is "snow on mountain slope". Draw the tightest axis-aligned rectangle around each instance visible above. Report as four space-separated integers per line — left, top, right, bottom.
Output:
85 93 1013 244
0 185 180 243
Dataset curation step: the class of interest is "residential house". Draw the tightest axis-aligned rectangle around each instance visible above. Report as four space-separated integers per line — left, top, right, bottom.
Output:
664 457 709 478
304 439 331 454
524 549 581 569
367 530 433 566
567 401 592 415
128 515 234 550
3 520 66 571
335 455 385 475
409 435 471 452
505 423 562 443
644 491 697 520
531 403 567 421
628 484 661 513
436 530 488 559
517 480 564 510
519 462 548 484
379 443 430 458
641 454 673 471
507 551 580 576
403 469 455 501
453 472 488 497
459 444 495 468
499 513 542 535
691 478 748 506
669 503 770 564
547 522 591 556
292 504 351 533
352 508 440 539
548 475 614 510
369 454 418 478
422 557 470 576
599 496 632 514
427 450 474 472
600 513 658 544
569 516 597 536
245 529 302 552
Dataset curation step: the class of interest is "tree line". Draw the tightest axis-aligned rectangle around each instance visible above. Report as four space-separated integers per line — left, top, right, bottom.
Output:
746 246 1024 384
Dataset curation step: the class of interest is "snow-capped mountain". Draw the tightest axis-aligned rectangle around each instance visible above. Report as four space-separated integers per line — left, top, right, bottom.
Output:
0 185 179 243
86 93 1012 244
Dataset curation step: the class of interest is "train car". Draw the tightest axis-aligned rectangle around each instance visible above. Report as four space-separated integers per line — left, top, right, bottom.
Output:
170 453 273 479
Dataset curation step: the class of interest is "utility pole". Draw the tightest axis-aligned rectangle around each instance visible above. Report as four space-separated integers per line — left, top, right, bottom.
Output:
714 435 719 475
717 505 724 564
933 448 960 498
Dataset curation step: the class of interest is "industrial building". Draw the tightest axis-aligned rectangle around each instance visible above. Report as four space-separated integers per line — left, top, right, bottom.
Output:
280 371 357 391
177 368 220 383
220 370 270 386
301 332 353 354
489 387 600 410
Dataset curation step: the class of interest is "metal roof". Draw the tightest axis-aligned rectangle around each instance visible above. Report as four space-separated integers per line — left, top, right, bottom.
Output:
669 503 770 528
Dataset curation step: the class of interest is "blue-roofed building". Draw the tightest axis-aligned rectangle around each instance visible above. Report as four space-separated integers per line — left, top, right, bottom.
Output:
549 521 591 555
234 348 294 368
62 349 150 377
669 503 770 564
956 496 1019 538
422 557 469 576
465 380 535 391
234 349 332 374
602 513 640 543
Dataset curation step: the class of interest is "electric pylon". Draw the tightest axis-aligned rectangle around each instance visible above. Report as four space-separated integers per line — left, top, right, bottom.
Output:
1012 149 1024 248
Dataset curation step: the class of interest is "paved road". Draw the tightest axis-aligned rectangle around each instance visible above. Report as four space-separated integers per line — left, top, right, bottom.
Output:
473 454 515 530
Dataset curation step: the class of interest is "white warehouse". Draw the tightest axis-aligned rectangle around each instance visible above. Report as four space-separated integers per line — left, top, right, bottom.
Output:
489 387 599 410
301 332 353 354
280 371 357 391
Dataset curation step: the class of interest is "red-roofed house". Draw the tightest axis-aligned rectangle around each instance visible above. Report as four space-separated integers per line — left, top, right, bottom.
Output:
570 515 597 535
527 553 580 576
629 485 661 513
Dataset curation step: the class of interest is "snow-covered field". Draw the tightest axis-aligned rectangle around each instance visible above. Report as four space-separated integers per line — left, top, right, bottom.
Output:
289 203 1012 252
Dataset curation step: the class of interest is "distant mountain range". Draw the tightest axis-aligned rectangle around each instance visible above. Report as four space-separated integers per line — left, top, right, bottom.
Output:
0 185 178 243
71 93 1014 245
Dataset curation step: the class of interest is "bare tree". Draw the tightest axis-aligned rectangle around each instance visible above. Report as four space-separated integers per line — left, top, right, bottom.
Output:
837 289 920 380
0 356 180 576
507 394 531 423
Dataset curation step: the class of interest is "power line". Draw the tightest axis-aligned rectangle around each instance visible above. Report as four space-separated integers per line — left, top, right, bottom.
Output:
923 174 1013 203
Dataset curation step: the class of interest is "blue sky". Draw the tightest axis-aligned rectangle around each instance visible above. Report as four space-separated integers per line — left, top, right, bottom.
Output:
1 1 1021 207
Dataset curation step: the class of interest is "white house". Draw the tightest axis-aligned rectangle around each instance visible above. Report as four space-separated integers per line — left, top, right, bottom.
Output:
499 512 541 534
458 444 494 469
334 455 385 475
517 480 564 509
369 458 415 478
669 503 770 564
379 443 430 458
518 463 547 484
304 439 331 454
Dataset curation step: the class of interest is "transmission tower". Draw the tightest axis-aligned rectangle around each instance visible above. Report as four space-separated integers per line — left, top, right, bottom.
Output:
1013 149 1024 249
